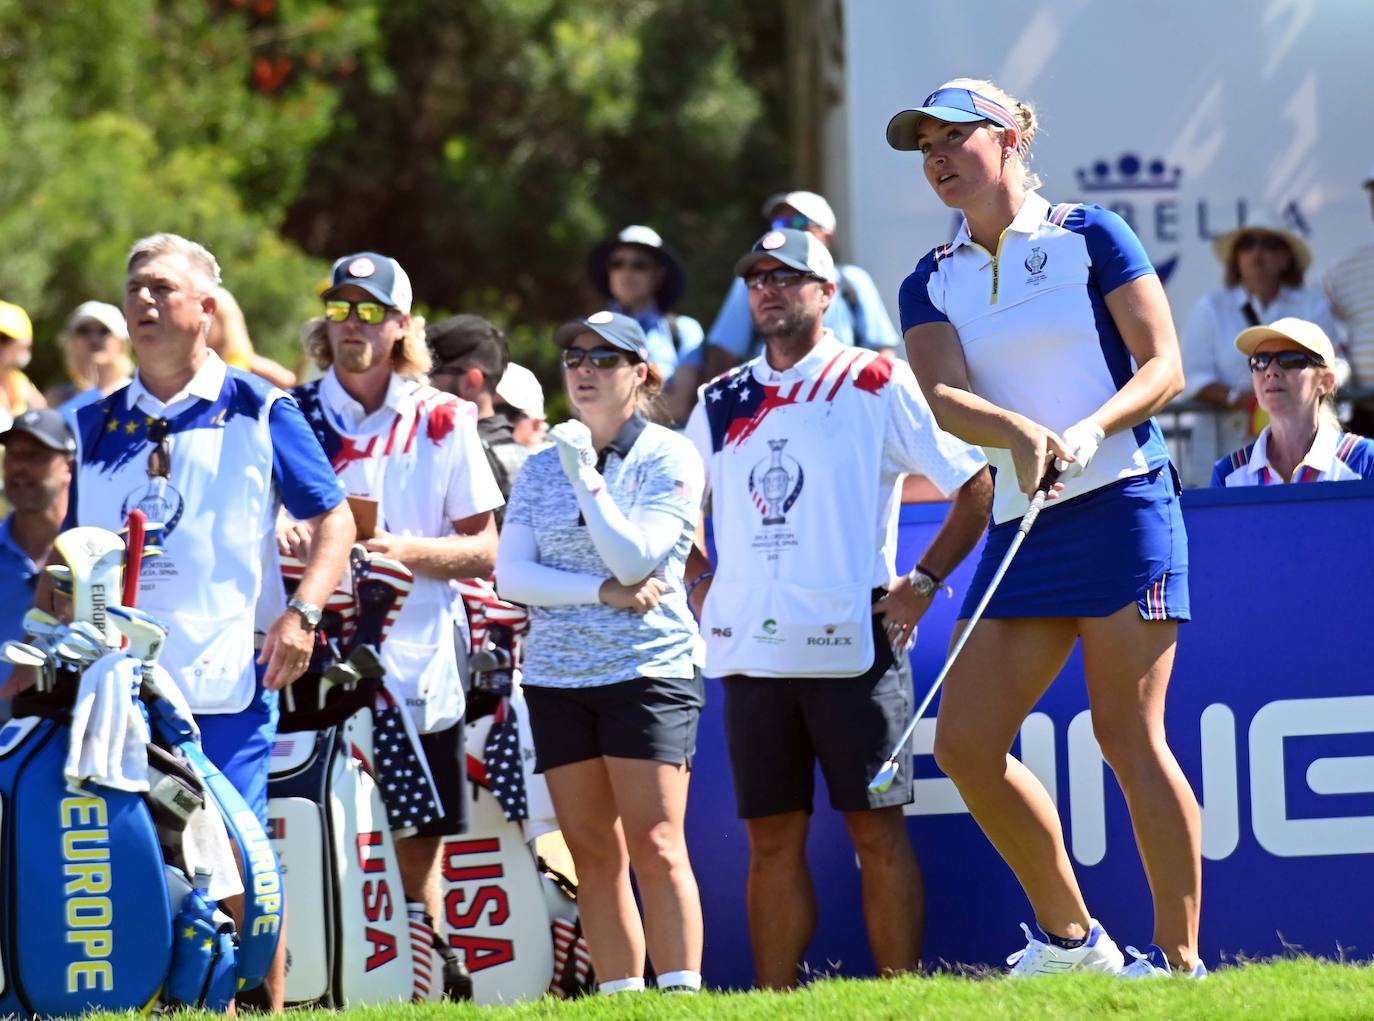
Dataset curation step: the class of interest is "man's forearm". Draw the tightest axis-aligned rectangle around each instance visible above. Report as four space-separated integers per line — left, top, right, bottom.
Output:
395 522 498 580
914 467 992 581
294 502 355 605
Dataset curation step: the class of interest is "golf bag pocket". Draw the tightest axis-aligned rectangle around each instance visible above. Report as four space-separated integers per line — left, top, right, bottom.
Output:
163 607 256 715
703 580 874 677
165 872 237 1011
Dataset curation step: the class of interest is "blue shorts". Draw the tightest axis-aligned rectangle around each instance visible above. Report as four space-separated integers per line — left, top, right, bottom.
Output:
197 676 279 828
961 464 1190 621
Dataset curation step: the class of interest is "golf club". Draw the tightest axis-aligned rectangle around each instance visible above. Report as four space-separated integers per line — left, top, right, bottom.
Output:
2 641 48 669
107 606 169 666
22 607 64 639
869 466 1062 795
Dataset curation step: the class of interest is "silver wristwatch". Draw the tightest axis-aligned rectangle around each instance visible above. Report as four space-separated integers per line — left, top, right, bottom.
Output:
286 596 323 630
908 566 941 598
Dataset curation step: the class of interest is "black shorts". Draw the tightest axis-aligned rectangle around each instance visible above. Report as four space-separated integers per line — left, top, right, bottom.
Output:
523 672 705 773
721 622 913 817
412 720 468 838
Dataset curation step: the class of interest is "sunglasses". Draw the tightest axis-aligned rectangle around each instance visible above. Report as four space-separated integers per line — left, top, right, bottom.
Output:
147 418 172 479
770 214 813 231
1249 350 1324 372
1235 234 1290 254
608 255 656 272
562 346 628 370
744 268 822 291
323 299 390 325
72 323 111 338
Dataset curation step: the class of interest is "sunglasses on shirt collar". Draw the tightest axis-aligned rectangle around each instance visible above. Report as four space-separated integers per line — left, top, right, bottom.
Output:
1249 350 1325 372
146 418 172 479
323 299 391 325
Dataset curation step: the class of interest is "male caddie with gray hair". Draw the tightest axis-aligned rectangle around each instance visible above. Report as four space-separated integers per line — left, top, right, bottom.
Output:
683 228 991 987
66 232 355 1009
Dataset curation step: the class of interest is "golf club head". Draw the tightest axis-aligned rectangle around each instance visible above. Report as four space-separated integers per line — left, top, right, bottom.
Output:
22 608 63 639
867 758 901 795
322 661 362 689
106 605 168 664
68 620 109 650
55 633 104 663
1 641 48 669
347 644 385 679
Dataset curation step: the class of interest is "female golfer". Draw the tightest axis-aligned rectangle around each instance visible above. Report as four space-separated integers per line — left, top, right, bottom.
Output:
887 79 1203 978
494 311 706 995
1213 317 1374 485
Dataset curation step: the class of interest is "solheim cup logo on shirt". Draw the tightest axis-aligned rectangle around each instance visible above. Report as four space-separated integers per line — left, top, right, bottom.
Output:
749 438 804 525
120 478 185 538
1024 246 1048 284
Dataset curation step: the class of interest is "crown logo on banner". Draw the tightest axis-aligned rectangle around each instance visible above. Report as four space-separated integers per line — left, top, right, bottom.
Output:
1075 153 1182 192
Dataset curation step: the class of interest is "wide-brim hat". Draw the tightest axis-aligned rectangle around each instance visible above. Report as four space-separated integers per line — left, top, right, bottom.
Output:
1211 214 1311 274
1234 316 1336 366
588 225 685 311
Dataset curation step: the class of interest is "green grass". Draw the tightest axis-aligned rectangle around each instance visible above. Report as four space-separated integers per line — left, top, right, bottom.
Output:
78 958 1374 1021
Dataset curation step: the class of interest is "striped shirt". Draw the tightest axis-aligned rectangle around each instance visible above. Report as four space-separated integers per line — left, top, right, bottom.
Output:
1323 243 1374 385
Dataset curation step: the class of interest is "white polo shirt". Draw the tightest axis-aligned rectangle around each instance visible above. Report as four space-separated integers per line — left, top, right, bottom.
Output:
900 192 1171 523
71 352 344 713
1211 423 1374 486
685 332 984 678
293 369 504 732
1323 243 1374 385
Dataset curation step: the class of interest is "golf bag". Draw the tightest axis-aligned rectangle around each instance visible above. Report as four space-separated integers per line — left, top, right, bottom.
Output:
439 580 595 1004
267 548 447 1007
0 525 281 1019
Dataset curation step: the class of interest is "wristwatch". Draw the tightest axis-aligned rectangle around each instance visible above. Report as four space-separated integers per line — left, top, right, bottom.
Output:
286 597 323 631
908 566 941 598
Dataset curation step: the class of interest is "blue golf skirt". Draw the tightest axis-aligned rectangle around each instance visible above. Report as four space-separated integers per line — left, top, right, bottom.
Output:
959 464 1190 621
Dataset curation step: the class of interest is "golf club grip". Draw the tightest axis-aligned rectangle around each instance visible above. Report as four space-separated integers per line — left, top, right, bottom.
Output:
1018 464 1063 534
123 509 146 608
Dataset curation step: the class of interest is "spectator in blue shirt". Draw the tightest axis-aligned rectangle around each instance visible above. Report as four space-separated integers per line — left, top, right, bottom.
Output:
703 190 900 380
588 225 704 424
0 409 75 721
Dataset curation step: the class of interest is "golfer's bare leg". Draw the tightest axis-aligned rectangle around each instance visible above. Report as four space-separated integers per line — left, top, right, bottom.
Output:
743 811 814 988
932 616 1092 938
1081 607 1201 970
843 806 923 974
396 835 443 925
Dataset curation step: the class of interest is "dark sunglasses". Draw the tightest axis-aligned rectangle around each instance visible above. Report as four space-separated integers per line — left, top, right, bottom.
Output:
1235 234 1290 254
146 418 172 479
562 346 628 370
744 268 822 291
323 299 389 325
770 214 813 231
1249 350 1324 372
72 323 112 338
608 255 656 272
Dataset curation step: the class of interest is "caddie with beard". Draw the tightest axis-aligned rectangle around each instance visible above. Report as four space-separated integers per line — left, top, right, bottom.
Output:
682 228 992 987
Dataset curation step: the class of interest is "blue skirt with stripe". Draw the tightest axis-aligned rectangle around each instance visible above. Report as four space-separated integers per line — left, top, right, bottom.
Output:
959 464 1190 621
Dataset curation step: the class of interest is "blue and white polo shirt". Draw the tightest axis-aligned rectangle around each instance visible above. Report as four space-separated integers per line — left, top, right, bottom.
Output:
70 352 344 714
1211 423 1374 486
900 192 1171 524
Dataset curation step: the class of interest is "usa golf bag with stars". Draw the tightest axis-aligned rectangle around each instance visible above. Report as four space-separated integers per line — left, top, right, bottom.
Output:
0 521 282 1019
439 579 595 1004
266 548 458 1006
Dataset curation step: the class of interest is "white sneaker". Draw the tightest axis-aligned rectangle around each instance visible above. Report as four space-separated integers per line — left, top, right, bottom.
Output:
1120 944 1208 979
1006 920 1125 977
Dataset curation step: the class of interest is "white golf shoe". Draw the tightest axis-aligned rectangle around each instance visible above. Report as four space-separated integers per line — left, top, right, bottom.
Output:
1119 944 1208 979
1006 920 1125 977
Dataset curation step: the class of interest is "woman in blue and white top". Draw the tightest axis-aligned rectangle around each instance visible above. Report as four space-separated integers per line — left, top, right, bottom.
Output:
889 79 1203 979
1212 317 1374 486
494 311 706 996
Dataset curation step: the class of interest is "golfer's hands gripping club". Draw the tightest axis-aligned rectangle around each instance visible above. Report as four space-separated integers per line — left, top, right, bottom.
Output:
1008 416 1072 499
1054 418 1105 481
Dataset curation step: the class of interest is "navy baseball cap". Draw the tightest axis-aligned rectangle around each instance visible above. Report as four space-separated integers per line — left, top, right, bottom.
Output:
733 228 838 282
323 252 413 314
553 310 650 362
0 408 76 454
886 87 1018 151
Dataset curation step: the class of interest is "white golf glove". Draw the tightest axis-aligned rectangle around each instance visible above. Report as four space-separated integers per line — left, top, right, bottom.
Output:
1054 418 1105 480
549 420 602 490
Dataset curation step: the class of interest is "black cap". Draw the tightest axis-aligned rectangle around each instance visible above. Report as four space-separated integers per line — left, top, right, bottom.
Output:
587 225 686 311
1 408 76 454
553 310 650 362
426 314 510 381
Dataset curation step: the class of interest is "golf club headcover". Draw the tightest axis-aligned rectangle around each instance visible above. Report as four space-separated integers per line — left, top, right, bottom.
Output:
52 526 127 646
348 551 413 652
370 685 443 836
281 552 357 674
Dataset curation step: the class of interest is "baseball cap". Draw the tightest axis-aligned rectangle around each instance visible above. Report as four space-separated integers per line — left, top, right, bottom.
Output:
426 314 509 380
588 225 686 310
886 87 1019 151
733 228 838 282
495 363 545 421
66 300 128 339
761 191 836 233
323 252 413 314
553 310 650 362
1234 317 1336 365
0 300 33 343
0 408 76 454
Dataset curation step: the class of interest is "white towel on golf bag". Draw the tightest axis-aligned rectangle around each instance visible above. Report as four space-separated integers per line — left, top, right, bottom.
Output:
181 797 245 901
65 651 151 792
